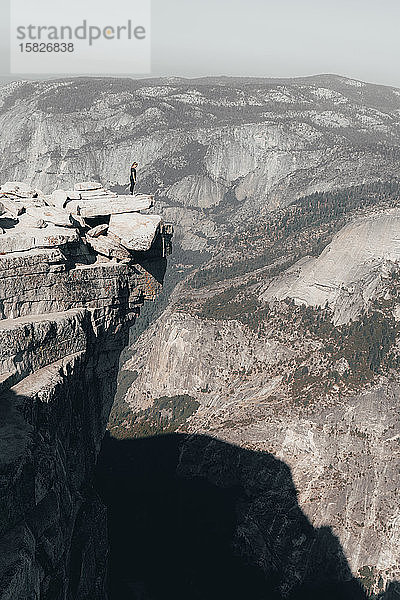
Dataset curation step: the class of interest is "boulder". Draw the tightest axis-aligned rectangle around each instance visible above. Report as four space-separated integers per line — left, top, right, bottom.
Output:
26 206 74 228
108 212 162 252
18 213 48 229
65 195 153 218
0 198 24 218
87 224 109 238
0 224 79 254
48 190 68 209
85 233 131 261
0 182 40 198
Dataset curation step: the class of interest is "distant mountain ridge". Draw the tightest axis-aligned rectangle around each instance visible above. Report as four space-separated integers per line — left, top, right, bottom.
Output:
1 74 400 253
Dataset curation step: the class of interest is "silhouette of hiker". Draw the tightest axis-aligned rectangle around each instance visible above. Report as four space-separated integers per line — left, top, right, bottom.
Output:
130 162 138 195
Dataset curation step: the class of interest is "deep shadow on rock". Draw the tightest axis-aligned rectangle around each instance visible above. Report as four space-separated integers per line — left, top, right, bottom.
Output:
382 582 400 600
137 255 168 285
96 433 374 600
0 379 111 600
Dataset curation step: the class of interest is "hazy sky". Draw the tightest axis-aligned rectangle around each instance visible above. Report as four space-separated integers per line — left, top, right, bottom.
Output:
1 0 400 87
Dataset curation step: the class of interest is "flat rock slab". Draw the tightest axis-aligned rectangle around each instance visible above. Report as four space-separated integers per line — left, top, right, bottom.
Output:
85 233 131 260
0 307 87 331
80 190 118 200
26 206 74 228
0 248 65 277
17 213 47 229
65 195 153 218
109 212 162 252
0 224 79 254
1 197 47 218
0 308 88 386
74 181 103 192
0 181 42 198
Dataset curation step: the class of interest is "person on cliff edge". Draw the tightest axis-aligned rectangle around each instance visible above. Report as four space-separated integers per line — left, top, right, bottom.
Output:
130 162 138 195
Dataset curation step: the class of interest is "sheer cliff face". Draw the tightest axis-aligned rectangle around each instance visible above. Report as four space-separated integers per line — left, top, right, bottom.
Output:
121 192 400 597
125 312 400 593
0 183 170 599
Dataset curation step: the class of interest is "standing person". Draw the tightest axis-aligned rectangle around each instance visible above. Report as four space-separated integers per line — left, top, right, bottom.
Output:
130 162 138 195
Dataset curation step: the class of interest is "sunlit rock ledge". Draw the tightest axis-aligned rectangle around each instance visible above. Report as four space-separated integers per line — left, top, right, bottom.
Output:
0 180 171 255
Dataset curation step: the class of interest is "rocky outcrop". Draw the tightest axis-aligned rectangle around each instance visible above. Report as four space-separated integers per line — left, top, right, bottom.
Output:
0 181 172 599
261 208 400 324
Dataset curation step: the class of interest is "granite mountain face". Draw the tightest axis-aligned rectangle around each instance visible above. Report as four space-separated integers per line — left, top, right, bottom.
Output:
1 75 400 598
2 74 400 252
116 182 400 596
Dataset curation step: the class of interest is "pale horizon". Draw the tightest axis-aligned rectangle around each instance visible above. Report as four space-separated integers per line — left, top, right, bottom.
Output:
1 0 400 88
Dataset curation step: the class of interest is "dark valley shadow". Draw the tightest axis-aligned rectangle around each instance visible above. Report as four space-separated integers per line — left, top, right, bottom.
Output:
96 432 375 600
383 583 400 600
